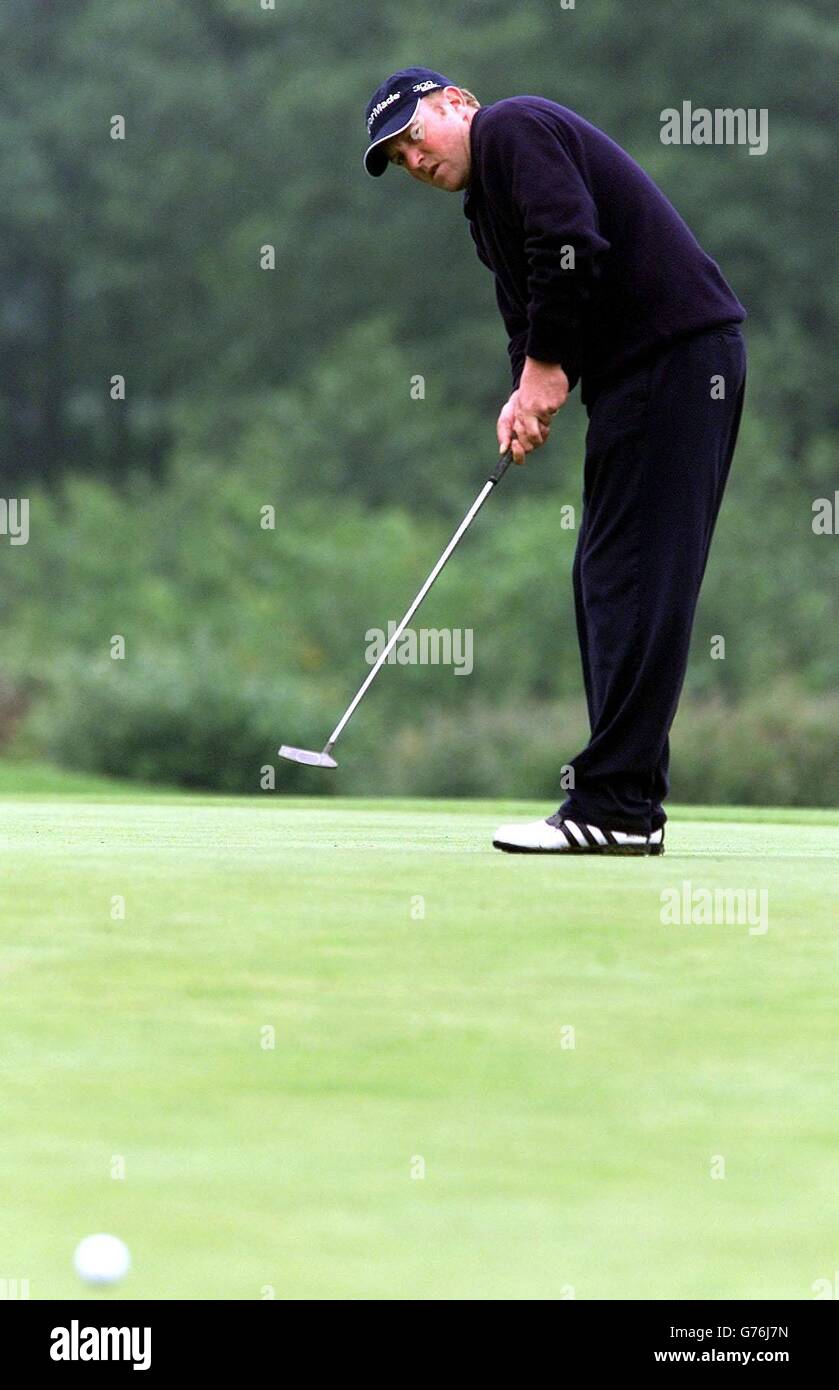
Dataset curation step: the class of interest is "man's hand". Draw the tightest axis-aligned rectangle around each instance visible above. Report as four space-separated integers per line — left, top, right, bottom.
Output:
497 357 570 465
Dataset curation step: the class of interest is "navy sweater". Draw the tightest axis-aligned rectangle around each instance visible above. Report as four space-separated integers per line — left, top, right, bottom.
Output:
463 97 746 406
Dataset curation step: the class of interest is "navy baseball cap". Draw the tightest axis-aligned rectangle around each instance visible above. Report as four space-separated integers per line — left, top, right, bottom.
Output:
363 67 456 176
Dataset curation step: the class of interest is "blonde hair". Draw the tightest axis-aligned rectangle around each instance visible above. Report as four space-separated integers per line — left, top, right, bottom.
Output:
425 86 481 111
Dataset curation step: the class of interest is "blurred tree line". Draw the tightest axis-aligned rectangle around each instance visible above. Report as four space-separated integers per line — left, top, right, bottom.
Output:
0 0 837 800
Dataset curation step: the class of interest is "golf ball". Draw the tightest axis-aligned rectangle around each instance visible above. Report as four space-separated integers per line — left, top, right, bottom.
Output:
73 1233 131 1285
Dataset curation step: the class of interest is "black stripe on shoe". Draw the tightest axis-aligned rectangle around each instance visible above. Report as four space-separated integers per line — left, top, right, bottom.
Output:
545 815 650 856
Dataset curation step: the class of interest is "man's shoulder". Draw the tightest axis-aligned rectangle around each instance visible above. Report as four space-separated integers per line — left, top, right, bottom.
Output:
477 94 580 134
474 96 593 165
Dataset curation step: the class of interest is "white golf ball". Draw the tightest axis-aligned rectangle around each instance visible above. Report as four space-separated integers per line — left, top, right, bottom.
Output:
73 1233 131 1285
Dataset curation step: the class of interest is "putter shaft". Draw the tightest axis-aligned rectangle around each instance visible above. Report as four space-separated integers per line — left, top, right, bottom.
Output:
326 448 513 748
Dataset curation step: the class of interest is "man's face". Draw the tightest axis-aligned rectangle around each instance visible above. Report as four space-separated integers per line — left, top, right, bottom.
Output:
382 88 474 190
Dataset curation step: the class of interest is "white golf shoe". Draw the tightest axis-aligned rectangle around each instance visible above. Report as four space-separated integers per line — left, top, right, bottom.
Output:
648 827 665 856
492 814 651 855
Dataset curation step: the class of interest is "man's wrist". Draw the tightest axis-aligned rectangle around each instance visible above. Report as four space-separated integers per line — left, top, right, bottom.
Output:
524 354 567 373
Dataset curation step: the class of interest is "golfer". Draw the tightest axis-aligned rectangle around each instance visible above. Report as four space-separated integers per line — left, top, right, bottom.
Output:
363 69 747 856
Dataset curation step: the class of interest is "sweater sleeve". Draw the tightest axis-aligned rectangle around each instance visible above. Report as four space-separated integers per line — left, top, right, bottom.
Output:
479 104 610 380
467 217 528 390
494 276 528 390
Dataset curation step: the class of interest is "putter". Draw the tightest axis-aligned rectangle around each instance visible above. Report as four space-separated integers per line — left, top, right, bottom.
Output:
279 445 515 769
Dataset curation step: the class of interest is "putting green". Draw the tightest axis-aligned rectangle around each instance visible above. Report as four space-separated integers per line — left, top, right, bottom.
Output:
1 793 836 1300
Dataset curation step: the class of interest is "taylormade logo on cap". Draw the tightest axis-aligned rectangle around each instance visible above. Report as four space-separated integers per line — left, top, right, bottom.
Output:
367 90 402 132
367 81 442 132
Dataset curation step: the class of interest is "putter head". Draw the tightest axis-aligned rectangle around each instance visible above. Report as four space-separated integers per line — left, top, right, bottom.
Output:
278 744 338 769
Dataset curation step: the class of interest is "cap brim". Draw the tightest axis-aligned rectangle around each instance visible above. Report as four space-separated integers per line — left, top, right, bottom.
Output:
363 97 421 177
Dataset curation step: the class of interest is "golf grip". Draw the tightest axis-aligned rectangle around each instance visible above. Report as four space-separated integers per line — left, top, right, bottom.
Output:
325 446 516 749
489 446 514 484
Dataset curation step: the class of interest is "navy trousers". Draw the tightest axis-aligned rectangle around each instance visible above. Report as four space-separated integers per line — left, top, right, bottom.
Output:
558 324 747 834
